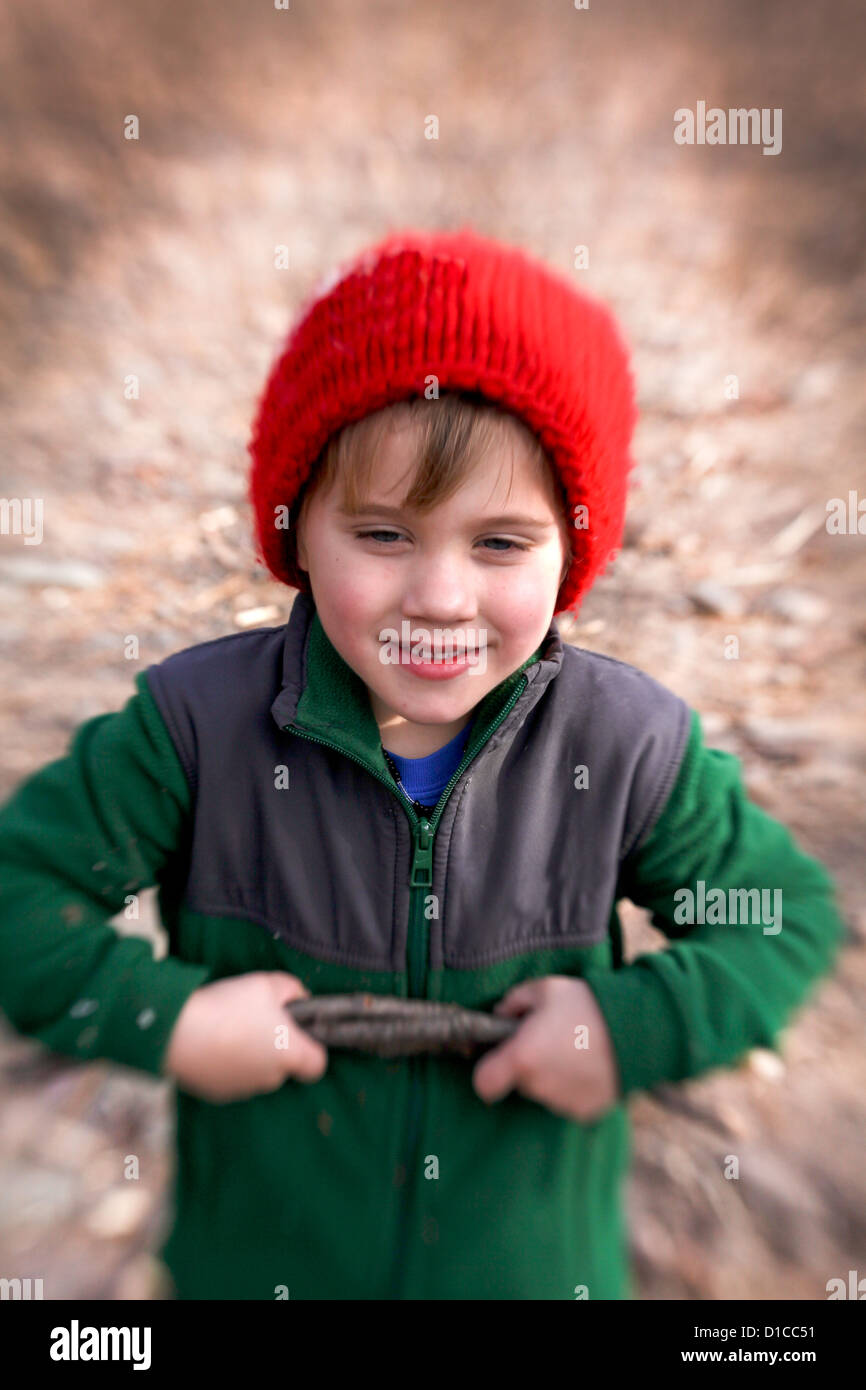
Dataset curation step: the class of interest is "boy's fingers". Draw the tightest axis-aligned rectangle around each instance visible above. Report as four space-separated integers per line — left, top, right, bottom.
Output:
493 979 544 1016
269 973 311 1005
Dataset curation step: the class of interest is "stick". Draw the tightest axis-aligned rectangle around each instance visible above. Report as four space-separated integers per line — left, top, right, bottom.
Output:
285 993 518 1058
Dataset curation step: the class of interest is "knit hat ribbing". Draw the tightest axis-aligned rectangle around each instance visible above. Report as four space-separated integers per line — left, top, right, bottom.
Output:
247 226 637 615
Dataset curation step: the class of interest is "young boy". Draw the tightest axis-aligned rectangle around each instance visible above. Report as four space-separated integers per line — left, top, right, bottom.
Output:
0 228 846 1300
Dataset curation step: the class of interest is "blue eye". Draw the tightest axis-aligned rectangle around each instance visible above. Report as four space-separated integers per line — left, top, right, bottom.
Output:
481 538 529 552
358 529 403 543
355 528 405 544
355 531 530 552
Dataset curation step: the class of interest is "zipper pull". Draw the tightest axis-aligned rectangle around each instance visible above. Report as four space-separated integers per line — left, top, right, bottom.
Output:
410 819 433 887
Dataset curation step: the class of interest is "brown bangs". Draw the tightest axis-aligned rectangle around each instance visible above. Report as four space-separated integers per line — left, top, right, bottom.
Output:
292 390 573 573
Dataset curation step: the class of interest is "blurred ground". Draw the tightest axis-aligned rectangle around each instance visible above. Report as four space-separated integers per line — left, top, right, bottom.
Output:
0 0 864 1299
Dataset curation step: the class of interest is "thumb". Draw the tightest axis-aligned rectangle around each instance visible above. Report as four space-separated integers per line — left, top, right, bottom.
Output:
281 1012 329 1082
288 1031 329 1083
267 975 328 1081
472 1038 518 1105
276 978 329 1080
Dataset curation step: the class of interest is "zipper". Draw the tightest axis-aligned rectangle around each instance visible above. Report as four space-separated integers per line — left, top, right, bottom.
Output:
283 671 528 1297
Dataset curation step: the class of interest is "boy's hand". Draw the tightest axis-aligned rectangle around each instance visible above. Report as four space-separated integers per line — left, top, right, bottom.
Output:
472 976 621 1122
162 972 328 1104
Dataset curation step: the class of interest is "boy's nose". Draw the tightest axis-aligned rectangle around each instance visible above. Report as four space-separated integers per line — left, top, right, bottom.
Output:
400 550 480 617
399 555 478 624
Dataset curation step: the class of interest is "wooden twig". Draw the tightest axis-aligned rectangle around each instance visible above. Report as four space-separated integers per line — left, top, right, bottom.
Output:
285 993 518 1058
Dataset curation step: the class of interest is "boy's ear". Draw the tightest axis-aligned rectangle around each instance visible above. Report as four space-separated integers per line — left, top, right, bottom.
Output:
559 544 572 586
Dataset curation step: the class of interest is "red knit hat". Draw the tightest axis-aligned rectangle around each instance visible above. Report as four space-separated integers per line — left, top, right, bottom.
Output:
247 226 637 615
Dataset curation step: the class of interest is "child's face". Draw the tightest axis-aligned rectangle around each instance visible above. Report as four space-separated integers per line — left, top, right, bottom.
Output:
295 420 569 754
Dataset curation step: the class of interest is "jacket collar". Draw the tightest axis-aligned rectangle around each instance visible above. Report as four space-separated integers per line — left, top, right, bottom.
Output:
270 591 565 777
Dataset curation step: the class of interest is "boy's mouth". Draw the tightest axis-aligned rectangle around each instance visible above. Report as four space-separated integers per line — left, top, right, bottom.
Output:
404 646 467 663
397 644 478 680
375 623 489 678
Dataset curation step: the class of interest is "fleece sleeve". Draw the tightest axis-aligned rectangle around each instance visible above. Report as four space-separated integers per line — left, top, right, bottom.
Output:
0 671 213 1078
582 707 847 1098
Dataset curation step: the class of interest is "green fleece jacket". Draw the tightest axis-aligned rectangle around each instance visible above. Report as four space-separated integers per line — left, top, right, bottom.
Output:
0 601 847 1299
